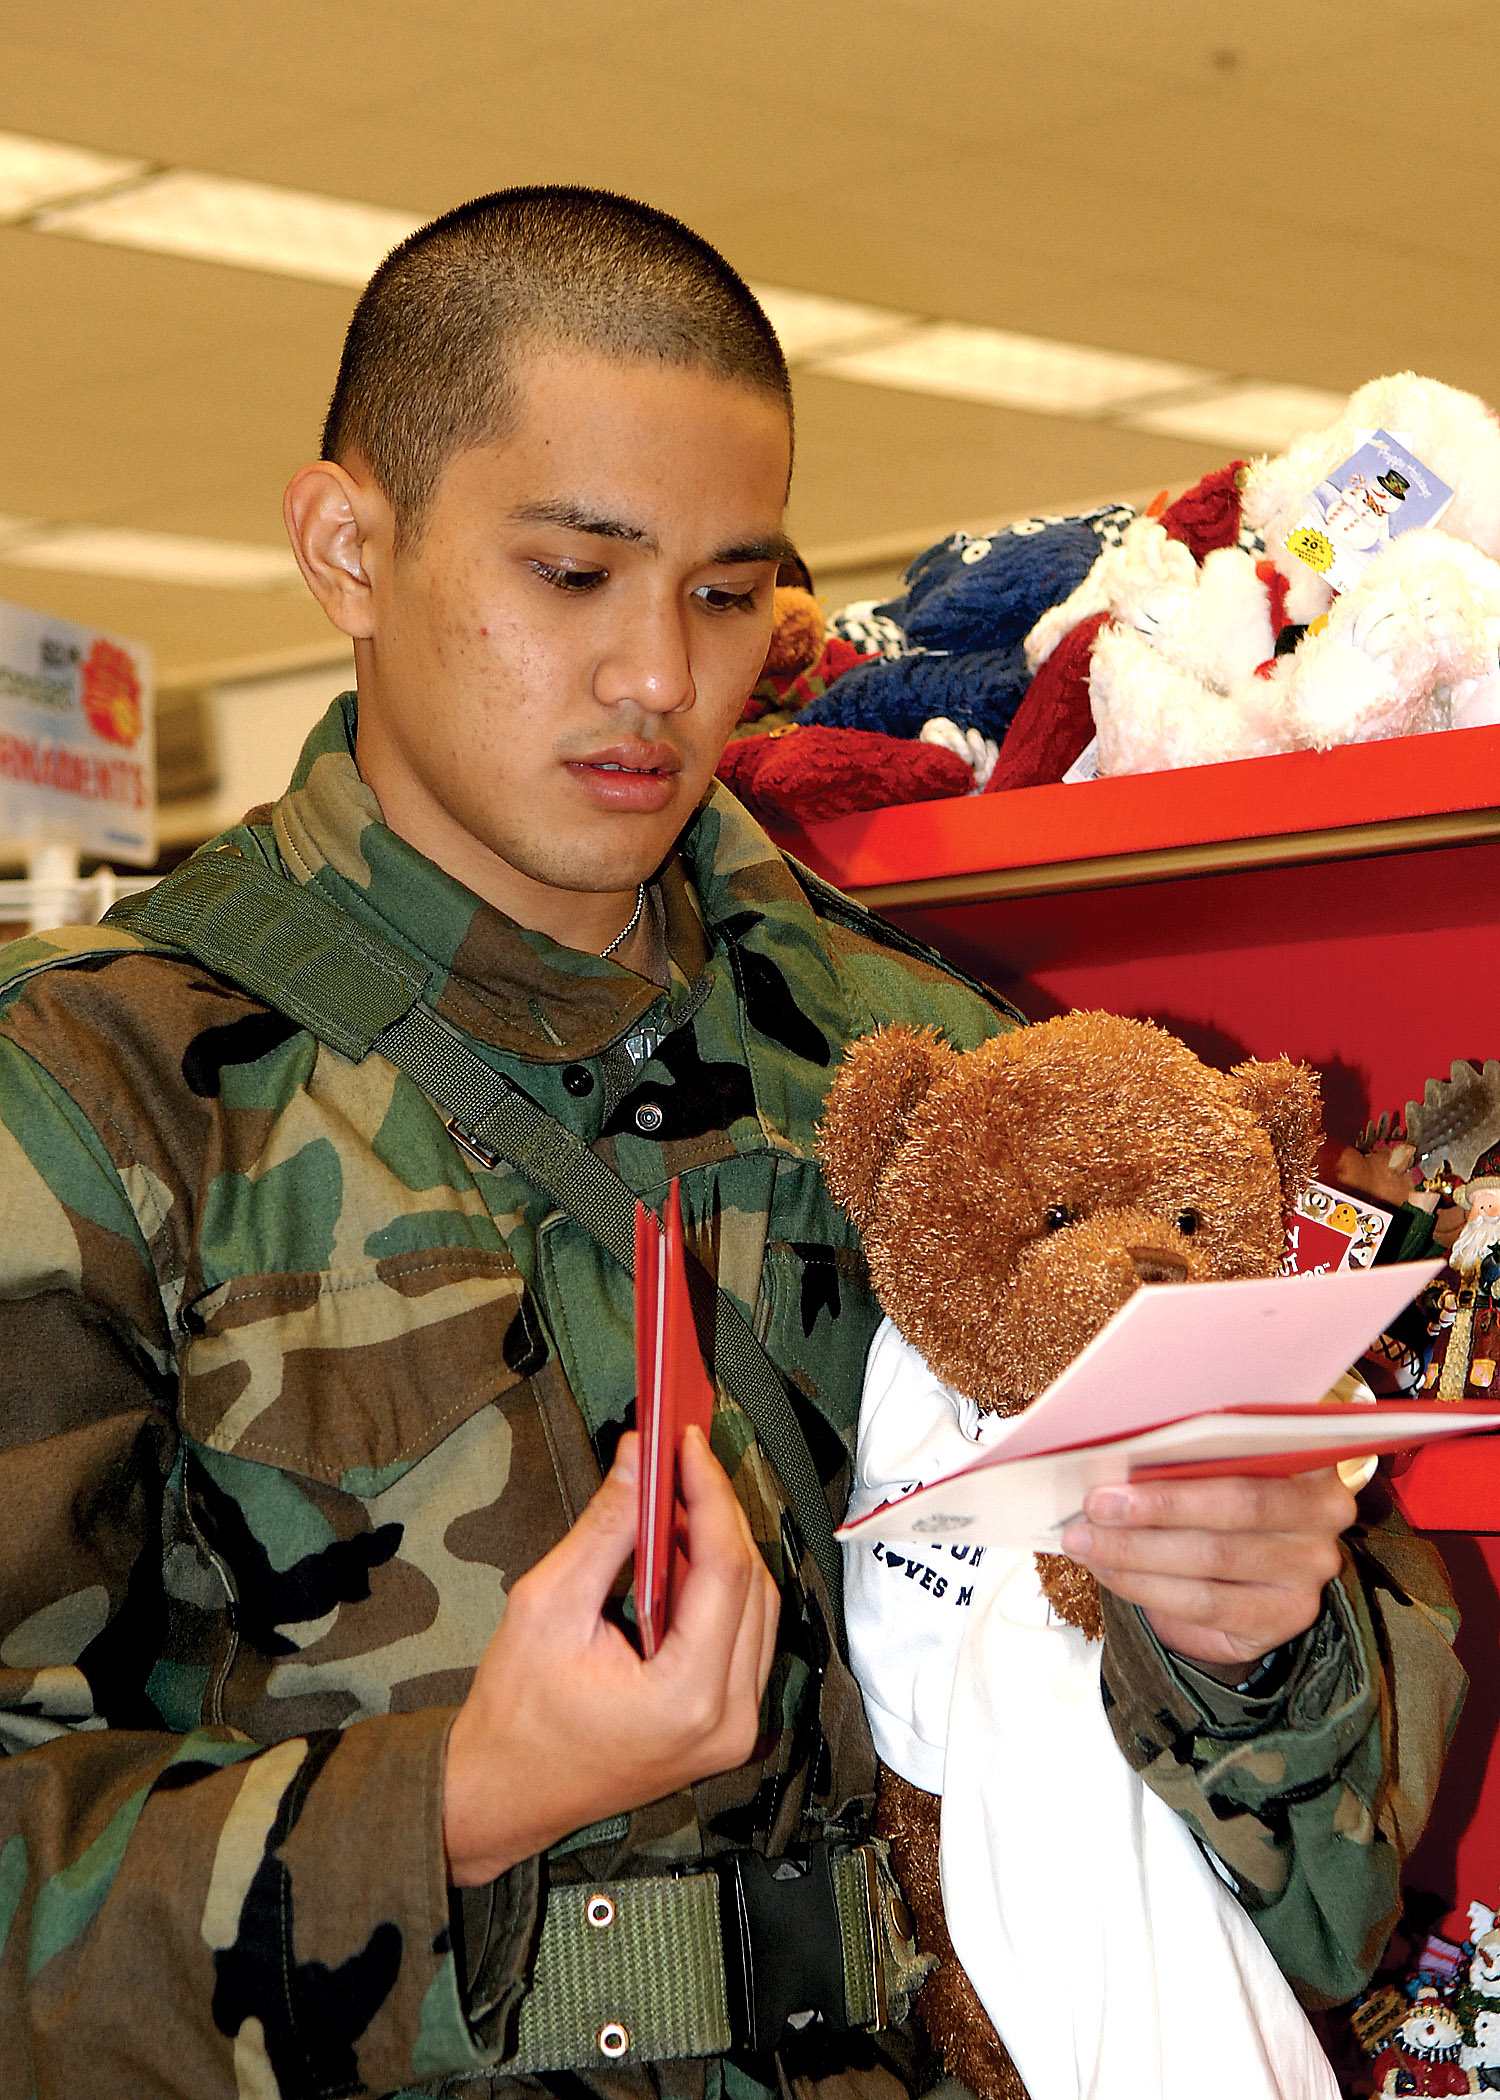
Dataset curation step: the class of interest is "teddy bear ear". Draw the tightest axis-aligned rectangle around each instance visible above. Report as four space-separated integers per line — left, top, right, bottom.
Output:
1228 1057 1324 1210
817 1023 952 1233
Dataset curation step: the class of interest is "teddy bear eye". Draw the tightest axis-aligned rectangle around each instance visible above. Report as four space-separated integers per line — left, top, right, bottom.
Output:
1175 1209 1200 1235
1041 1205 1071 1233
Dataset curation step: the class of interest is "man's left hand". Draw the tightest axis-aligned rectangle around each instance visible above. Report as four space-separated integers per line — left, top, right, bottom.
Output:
1058 1468 1356 1669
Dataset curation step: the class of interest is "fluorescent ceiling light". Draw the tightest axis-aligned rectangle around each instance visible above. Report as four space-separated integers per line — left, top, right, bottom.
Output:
37 169 422 287
748 283 911 360
0 522 299 588
812 322 1215 417
0 129 146 219
1124 383 1350 452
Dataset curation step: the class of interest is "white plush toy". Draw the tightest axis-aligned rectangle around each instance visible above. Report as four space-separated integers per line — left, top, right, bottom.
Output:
1026 373 1500 776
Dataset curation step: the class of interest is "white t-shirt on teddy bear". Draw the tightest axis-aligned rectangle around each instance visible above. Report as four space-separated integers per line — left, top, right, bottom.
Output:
843 1316 1339 2100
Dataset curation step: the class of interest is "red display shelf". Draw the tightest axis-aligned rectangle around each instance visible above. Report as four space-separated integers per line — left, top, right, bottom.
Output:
770 721 1500 906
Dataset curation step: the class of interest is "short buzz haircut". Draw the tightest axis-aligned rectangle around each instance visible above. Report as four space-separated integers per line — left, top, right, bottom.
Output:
321 186 793 548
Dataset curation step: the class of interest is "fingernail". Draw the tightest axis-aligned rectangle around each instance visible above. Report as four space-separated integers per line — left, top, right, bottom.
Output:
1086 1487 1132 1523
613 1432 639 1484
1059 1521 1091 1557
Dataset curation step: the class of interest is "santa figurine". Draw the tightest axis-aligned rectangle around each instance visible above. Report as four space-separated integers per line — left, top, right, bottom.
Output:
1429 1171 1500 1399
1450 1178 1500 1286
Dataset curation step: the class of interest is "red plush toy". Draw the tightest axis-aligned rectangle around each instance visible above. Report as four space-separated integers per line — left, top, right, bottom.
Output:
717 724 971 827
984 611 1108 793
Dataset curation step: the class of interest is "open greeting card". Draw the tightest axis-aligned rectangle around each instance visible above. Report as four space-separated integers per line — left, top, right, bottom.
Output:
837 1261 1500 1554
633 1179 715 1656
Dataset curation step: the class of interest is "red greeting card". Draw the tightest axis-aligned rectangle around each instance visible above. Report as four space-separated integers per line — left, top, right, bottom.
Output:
634 1179 715 1657
1283 1179 1392 1275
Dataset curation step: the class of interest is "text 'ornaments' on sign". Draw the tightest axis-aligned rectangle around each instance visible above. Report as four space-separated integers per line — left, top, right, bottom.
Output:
0 597 155 865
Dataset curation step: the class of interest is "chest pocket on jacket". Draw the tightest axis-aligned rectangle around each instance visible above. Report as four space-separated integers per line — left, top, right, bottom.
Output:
758 1240 882 1463
176 1248 595 1733
179 1246 542 1486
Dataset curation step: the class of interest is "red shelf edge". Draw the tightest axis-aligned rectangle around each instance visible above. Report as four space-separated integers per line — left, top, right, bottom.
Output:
766 724 1500 893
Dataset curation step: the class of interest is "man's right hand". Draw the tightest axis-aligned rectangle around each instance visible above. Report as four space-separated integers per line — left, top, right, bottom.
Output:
442 1425 781 1886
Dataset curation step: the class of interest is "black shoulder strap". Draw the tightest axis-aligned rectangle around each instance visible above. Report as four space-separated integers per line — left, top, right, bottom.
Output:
108 853 847 1647
110 847 429 1057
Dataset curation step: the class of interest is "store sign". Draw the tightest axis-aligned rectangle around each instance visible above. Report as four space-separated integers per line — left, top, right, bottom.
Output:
0 597 155 864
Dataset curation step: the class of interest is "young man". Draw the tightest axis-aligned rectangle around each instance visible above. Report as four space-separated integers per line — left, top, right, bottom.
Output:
0 189 1462 2097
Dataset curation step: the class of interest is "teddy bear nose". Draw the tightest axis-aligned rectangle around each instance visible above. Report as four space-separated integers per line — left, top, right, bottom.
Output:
1126 1244 1191 1284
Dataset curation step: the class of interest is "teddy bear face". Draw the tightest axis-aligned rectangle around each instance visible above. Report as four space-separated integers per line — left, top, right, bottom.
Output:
818 1011 1320 1417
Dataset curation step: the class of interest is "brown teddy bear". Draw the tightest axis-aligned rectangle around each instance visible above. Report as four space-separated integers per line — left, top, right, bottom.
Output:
816 1010 1323 2100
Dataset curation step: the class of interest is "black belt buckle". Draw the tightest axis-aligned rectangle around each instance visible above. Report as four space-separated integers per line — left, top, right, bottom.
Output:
718 1843 850 2053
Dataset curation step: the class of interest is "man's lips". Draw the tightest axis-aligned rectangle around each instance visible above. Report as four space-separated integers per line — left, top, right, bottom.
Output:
565 742 683 812
568 741 682 776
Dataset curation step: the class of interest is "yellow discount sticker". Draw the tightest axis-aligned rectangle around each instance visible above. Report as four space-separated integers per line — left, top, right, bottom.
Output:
1286 525 1335 574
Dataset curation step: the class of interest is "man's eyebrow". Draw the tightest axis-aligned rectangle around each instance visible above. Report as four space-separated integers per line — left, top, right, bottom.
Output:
508 498 654 545
708 533 798 568
509 504 795 572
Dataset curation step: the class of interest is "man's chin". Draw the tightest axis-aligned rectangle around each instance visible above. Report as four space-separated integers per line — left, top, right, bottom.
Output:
496 823 684 900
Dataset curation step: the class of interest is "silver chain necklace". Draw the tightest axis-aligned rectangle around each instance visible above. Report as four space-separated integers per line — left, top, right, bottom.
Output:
599 882 647 960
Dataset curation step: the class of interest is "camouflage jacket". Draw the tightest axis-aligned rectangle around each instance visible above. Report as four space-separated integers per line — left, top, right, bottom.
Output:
0 696 1464 2098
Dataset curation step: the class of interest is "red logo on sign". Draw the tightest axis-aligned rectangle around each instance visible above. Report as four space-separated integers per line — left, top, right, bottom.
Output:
80 638 143 748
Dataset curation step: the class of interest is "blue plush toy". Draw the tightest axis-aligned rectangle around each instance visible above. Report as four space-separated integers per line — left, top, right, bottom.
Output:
804 507 1133 746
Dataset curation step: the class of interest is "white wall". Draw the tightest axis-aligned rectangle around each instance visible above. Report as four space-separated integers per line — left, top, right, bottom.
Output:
160 656 354 844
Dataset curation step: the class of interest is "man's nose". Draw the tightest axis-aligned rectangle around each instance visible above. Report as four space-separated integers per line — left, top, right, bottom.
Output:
594 599 696 714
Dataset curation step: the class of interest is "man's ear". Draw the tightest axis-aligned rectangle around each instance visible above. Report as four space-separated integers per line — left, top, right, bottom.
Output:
817 1024 951 1233
283 460 387 639
1229 1056 1323 1210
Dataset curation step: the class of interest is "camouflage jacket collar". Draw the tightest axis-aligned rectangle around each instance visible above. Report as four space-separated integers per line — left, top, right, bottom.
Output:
246 692 847 1070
